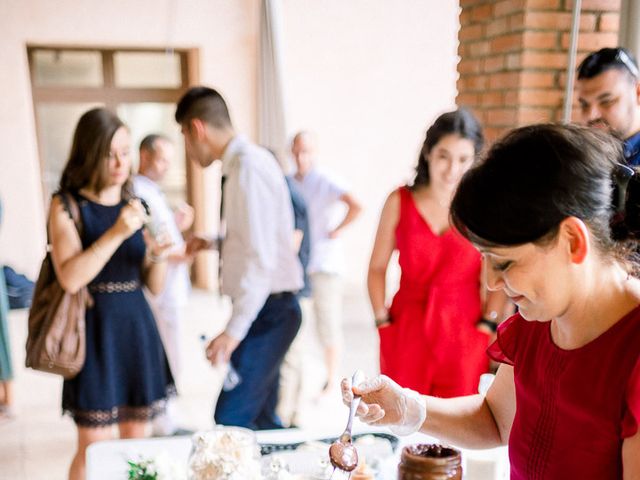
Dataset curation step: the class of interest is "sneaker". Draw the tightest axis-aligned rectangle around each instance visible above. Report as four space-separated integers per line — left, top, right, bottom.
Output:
0 405 16 425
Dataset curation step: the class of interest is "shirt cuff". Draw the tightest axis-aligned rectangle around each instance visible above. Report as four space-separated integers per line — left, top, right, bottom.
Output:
224 316 252 342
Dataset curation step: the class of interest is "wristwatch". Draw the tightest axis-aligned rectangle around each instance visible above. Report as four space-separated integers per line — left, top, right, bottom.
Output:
374 309 391 328
477 317 498 333
477 310 499 333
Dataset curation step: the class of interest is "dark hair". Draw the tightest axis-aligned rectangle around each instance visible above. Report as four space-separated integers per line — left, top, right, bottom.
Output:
139 133 170 153
175 86 232 129
59 108 132 198
577 47 639 80
451 124 640 265
412 108 484 188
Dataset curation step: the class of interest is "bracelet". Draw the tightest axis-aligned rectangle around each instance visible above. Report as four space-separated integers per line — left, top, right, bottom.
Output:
147 252 167 264
375 314 391 328
477 317 498 333
90 241 104 261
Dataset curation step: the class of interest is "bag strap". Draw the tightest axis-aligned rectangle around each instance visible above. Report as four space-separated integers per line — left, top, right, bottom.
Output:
59 192 83 236
47 192 83 246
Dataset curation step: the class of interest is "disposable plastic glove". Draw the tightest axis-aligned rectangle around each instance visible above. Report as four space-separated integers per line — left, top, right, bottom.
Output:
341 374 427 436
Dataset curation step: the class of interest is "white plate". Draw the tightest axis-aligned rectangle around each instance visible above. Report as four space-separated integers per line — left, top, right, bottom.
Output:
261 444 389 479
262 450 331 478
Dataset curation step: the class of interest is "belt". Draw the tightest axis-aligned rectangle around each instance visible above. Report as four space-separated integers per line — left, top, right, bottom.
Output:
268 291 294 300
89 280 140 293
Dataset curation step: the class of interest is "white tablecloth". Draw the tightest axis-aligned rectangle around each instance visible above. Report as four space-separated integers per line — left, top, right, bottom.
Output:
86 426 508 479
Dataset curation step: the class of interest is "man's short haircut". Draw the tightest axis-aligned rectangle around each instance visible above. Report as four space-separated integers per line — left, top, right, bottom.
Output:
175 86 232 129
139 133 170 153
291 130 314 147
577 47 639 81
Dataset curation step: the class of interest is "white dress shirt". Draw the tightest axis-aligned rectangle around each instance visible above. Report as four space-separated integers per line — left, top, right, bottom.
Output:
221 135 303 341
292 168 347 275
133 174 190 308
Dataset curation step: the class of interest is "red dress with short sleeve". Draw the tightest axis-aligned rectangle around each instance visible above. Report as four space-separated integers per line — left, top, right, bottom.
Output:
488 308 640 479
378 187 490 396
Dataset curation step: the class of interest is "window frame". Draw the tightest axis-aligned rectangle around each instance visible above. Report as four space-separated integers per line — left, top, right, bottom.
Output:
27 45 210 288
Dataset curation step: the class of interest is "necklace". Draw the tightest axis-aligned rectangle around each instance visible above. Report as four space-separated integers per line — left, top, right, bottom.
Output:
426 192 451 209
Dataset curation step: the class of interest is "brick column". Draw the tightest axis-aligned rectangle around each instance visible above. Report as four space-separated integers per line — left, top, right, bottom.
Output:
457 0 621 142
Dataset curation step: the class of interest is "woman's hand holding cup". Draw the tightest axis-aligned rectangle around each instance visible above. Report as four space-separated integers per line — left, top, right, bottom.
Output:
113 199 147 238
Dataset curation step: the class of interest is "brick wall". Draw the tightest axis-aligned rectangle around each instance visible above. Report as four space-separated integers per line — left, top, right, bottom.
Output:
457 0 621 141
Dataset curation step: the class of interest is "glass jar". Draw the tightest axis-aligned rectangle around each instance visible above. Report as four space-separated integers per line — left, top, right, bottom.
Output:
397 444 462 480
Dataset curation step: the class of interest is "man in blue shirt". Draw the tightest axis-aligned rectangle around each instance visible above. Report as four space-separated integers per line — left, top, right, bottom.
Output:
576 47 640 166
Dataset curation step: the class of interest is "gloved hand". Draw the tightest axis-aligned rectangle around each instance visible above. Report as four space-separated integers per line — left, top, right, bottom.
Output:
341 374 427 436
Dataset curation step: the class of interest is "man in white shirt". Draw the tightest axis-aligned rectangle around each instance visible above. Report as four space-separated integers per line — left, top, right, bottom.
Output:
133 134 194 435
175 86 303 429
291 131 362 394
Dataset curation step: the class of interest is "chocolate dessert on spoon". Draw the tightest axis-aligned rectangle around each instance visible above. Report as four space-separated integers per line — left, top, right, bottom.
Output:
329 370 365 478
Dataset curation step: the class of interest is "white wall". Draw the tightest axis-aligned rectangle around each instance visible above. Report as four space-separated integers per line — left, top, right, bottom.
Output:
0 0 460 296
281 0 460 288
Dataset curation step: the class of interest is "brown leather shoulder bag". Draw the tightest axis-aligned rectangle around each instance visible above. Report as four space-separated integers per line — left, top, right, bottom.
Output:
25 193 92 379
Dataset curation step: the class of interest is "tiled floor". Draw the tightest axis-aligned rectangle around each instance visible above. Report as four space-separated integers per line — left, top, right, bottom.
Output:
0 287 379 479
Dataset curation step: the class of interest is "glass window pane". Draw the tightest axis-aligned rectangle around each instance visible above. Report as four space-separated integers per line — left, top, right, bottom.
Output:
114 52 182 88
32 50 103 87
117 103 187 206
36 103 104 196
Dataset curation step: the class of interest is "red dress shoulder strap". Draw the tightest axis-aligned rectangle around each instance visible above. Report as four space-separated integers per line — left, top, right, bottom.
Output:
396 186 415 226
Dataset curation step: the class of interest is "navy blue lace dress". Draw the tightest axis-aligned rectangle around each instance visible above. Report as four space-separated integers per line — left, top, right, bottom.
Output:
62 193 175 427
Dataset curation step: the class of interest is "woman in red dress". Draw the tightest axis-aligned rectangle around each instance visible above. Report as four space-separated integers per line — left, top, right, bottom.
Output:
347 125 640 478
368 109 510 397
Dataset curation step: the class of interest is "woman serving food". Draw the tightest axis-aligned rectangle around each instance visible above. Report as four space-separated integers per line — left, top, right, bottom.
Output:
344 124 640 478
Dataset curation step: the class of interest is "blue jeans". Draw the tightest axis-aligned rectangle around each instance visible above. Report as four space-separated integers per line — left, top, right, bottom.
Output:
214 293 301 429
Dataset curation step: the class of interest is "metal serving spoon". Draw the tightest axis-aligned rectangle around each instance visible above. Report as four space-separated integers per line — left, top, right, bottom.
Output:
329 370 365 479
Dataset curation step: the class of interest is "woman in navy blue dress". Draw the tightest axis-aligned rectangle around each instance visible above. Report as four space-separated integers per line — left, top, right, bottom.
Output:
49 108 174 480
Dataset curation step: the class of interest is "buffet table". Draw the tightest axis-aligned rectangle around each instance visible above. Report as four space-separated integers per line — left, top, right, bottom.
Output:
86 426 508 479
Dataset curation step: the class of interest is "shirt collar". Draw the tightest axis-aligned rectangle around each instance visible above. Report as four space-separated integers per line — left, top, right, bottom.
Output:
134 174 161 192
294 166 316 183
624 131 640 166
221 134 248 175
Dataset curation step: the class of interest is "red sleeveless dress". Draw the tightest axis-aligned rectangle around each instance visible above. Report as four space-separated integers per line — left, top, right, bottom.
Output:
378 187 490 397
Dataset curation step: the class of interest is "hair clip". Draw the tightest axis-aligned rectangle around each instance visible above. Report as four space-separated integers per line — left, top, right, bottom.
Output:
612 163 634 212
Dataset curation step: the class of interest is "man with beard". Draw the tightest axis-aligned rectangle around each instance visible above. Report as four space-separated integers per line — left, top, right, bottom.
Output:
577 47 640 166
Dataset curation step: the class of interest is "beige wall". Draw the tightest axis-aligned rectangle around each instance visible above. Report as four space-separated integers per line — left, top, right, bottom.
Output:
0 0 460 295
0 0 259 277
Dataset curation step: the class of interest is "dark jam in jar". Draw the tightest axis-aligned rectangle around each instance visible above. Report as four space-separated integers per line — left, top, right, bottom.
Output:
397 444 462 480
